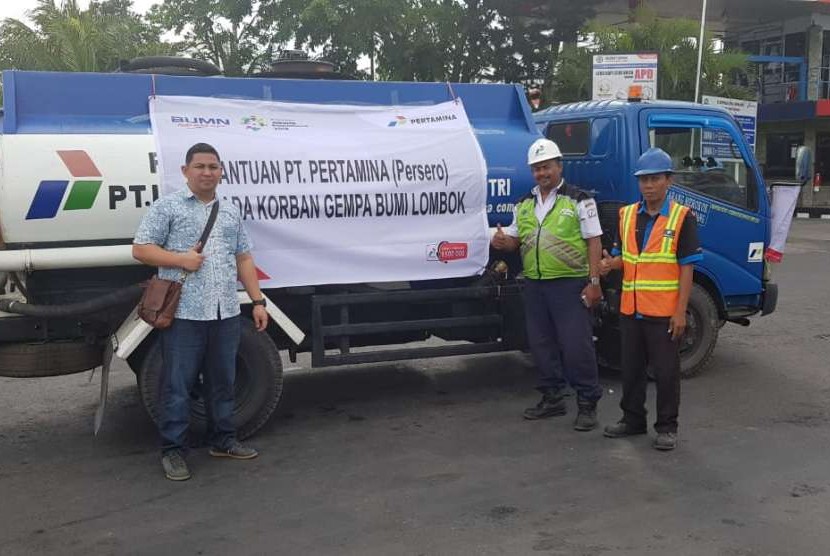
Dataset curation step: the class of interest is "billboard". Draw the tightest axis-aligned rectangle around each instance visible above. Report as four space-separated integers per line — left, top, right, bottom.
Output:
592 53 658 101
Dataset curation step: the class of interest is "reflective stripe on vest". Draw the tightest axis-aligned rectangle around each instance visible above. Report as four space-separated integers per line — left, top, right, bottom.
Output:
516 194 588 280
619 201 689 317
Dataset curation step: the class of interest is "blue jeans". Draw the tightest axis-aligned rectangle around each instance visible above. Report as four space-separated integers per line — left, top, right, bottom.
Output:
523 278 602 402
159 316 241 454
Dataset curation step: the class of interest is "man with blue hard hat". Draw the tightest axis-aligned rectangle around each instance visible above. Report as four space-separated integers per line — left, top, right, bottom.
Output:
492 138 604 431
598 147 703 451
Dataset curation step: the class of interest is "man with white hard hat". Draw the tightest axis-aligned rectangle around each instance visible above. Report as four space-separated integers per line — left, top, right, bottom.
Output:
492 138 604 430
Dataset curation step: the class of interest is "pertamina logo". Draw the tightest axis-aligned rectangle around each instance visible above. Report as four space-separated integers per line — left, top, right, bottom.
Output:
389 113 458 127
388 116 408 127
426 241 469 263
26 151 104 220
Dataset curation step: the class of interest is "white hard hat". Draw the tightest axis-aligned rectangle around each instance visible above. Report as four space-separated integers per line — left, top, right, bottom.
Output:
527 138 562 166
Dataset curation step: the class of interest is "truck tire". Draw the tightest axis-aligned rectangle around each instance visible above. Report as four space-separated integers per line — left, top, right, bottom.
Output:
679 283 719 378
120 56 221 76
137 318 283 440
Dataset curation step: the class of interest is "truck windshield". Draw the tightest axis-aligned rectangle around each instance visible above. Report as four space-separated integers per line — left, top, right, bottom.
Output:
649 126 757 211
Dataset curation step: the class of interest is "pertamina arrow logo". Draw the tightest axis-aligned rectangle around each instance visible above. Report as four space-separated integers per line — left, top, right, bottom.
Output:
26 151 103 220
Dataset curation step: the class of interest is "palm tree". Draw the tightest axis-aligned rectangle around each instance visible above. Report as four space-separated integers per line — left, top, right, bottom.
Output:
0 0 173 73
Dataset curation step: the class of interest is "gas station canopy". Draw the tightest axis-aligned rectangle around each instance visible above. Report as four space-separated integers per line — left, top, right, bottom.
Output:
593 0 830 33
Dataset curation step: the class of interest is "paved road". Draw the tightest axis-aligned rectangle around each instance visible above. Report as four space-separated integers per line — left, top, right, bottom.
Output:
2 220 830 555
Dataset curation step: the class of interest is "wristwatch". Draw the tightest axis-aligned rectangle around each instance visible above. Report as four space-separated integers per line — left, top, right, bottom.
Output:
589 276 600 287
251 298 267 307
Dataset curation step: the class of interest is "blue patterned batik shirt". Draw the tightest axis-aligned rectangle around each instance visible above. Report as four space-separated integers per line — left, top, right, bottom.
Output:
134 188 253 321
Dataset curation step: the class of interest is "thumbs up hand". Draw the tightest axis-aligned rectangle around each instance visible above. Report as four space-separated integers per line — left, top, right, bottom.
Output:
598 248 616 276
491 223 513 251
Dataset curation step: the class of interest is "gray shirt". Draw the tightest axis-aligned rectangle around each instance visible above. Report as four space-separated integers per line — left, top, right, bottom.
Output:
134 188 253 321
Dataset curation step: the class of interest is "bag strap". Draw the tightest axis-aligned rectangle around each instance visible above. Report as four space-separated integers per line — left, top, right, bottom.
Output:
194 201 220 254
174 201 220 283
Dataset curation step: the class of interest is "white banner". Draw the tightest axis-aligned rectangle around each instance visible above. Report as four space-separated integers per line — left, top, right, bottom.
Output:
149 96 489 288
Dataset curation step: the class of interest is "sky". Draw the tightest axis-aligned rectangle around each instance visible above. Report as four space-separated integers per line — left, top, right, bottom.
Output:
0 0 161 23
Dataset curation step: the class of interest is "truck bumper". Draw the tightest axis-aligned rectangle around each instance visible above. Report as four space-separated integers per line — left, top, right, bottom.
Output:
761 282 778 316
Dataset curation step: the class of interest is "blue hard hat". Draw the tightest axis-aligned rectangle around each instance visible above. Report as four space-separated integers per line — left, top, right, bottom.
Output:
634 147 674 176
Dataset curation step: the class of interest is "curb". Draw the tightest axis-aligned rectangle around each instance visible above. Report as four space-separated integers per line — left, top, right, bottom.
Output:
794 208 830 219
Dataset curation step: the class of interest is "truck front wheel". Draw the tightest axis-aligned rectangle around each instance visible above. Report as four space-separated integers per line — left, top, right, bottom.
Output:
137 318 283 440
679 283 719 378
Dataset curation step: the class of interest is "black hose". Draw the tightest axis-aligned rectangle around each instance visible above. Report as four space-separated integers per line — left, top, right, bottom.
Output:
0 284 143 318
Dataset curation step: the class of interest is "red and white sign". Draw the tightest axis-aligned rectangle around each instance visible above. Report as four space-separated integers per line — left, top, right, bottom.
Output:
592 53 659 101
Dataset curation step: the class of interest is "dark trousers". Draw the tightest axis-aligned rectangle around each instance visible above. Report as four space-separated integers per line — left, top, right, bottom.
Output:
619 316 680 433
159 316 241 454
523 278 602 402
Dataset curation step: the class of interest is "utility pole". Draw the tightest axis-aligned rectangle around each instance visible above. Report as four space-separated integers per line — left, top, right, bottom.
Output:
694 0 708 103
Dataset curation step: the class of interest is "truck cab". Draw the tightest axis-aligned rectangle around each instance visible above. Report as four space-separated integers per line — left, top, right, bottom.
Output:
534 100 775 376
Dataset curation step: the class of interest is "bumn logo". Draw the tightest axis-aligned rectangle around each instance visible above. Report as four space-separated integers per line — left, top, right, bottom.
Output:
26 151 103 220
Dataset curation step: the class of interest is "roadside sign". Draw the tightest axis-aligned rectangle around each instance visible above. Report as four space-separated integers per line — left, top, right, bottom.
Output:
592 53 658 101
701 95 758 153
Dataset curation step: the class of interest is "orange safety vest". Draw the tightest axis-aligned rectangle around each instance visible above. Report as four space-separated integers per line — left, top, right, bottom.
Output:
619 200 690 317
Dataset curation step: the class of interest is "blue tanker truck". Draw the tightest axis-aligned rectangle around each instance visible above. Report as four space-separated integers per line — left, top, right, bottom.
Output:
0 60 790 437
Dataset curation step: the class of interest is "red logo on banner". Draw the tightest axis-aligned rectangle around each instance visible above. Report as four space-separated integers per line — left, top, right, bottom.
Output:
437 241 468 263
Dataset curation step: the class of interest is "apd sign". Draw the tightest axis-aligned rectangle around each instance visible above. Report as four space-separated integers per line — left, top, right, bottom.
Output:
592 53 658 101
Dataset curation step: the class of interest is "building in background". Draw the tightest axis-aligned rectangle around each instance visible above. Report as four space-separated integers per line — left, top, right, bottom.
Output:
593 0 830 211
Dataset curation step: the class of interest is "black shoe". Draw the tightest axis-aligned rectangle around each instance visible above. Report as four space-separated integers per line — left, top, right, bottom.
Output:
523 391 567 420
603 421 647 438
573 400 598 431
653 432 677 451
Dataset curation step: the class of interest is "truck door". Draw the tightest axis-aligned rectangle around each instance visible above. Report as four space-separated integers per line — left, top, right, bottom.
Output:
640 111 769 311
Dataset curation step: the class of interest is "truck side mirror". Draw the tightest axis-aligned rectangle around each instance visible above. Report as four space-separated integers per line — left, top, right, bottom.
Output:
795 146 813 185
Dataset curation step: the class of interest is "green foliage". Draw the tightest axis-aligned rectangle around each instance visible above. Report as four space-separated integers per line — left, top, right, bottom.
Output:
287 0 603 84
489 0 603 85
146 0 296 76
551 9 753 103
290 0 502 82
0 0 173 72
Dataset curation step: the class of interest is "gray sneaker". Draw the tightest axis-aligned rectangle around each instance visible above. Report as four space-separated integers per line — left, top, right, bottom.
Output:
209 441 259 460
162 450 191 481
653 432 677 451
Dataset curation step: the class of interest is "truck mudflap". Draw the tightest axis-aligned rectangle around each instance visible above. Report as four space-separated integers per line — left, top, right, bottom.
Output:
761 282 778 316
112 291 304 360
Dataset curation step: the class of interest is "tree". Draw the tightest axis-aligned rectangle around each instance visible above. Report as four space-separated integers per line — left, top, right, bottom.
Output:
0 0 173 73
551 9 753 104
291 0 602 84
147 0 296 76
489 0 604 86
291 0 500 82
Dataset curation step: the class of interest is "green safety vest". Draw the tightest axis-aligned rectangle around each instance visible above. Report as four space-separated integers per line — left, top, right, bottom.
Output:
516 185 589 280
